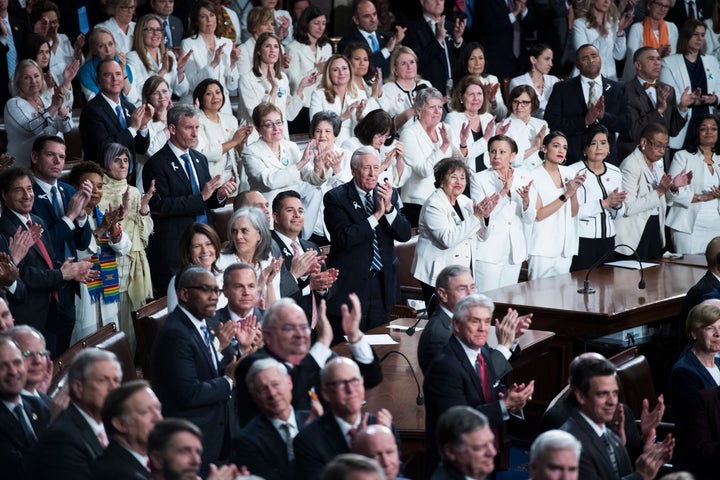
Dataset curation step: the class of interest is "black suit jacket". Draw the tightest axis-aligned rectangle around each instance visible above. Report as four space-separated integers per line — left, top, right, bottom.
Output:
0 211 64 331
545 75 632 166
0 395 49 479
561 410 639 480
79 94 149 165
142 143 225 291
31 181 93 261
213 305 265 326
430 462 466 480
90 440 152 480
29 404 105 480
403 17 461 95
151 307 231 465
681 270 720 327
666 0 712 26
324 181 411 320
231 410 310 480
337 27 393 77
423 336 511 469
618 78 688 160
686 386 720 480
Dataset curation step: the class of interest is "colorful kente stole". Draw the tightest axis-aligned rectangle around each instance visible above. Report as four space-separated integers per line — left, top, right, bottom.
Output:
86 207 120 304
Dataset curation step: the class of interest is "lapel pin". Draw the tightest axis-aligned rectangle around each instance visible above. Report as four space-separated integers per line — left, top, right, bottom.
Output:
171 163 179 171
353 201 361 210
32 413 38 420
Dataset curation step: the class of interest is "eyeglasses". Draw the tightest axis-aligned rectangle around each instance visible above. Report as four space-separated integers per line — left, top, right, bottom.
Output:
512 100 532 107
118 5 136 10
143 28 163 34
185 285 221 294
652 2 671 8
324 377 362 390
22 350 51 359
261 120 284 129
278 324 311 333
646 139 669 150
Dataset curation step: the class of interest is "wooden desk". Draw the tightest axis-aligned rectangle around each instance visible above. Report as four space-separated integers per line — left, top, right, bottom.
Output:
484 262 706 417
660 254 707 269
333 319 554 473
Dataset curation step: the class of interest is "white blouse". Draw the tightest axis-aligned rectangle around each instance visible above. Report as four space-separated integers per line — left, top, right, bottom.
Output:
96 17 136 55
180 35 239 115
126 49 190 104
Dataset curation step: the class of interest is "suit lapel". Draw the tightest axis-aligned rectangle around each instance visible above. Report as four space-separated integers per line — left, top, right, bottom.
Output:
449 337 485 400
164 144 193 190
0 404 29 449
177 310 217 373
67 405 105 456
272 231 294 261
344 182 368 223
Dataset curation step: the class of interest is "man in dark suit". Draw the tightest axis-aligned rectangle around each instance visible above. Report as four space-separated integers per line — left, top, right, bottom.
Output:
465 0 533 79
423 294 534 472
545 44 632 165
91 380 162 480
79 59 152 168
234 294 383 427
353 424 404 480
0 336 50 479
150 0 184 49
294 357 398 479
152 266 239 469
30 135 94 352
5 325 54 408
217 262 265 327
29 348 122 480
232 358 311 480
666 0 712 26
681 236 720 328
142 105 236 294
403 0 466 95
271 190 337 322
560 356 673 480
529 430 581 480
324 146 412 338
618 47 693 160
431 406 497 480
418 265 531 374
337 0 406 78
0 0 29 80
0 168 93 337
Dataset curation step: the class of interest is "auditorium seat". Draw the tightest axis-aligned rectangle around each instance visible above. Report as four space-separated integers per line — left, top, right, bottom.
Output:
132 296 169 380
96 331 137 382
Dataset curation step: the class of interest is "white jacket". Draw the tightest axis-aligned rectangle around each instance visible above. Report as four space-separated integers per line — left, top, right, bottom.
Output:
666 149 720 233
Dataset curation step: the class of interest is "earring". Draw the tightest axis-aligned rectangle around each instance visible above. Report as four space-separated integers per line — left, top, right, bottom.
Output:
640 145 645 152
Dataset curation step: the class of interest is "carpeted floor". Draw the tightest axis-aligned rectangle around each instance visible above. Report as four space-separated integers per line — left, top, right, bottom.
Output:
496 447 531 480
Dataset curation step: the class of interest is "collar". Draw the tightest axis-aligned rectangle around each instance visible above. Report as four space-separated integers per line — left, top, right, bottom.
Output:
269 406 298 430
636 75 657 86
439 304 453 319
72 402 105 436
335 414 362 438
168 141 190 159
577 409 607 437
228 306 253 321
33 177 57 196
354 181 373 198
359 28 375 39
21 389 39 398
580 75 602 85
274 230 298 249
1 397 22 412
118 442 150 471
454 335 483 368
100 92 122 109
9 209 31 226
712 271 720 283
178 305 205 327
423 14 440 24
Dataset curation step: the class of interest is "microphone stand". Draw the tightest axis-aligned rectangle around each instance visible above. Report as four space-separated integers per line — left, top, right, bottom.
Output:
380 350 424 406
578 243 646 294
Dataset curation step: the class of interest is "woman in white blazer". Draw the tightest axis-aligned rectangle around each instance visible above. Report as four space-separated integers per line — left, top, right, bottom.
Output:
412 158 494 302
504 85 549 170
509 43 560 119
453 42 508 119
615 123 691 259
660 20 720 149
309 54 369 145
242 103 326 208
667 114 720 253
96 0 136 54
237 7 276 77
528 132 586 279
400 87 469 227
379 47 432 132
181 1 240 114
470 135 536 292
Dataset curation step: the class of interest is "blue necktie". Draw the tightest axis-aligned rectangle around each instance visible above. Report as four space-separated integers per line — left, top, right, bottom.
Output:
364 191 383 272
199 324 218 374
115 105 128 129
181 153 208 224
14 404 36 442
163 19 172 49
368 33 379 52
3 17 17 77
50 186 63 219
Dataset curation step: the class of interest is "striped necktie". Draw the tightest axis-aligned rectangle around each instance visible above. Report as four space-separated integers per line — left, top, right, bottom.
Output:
364 192 383 272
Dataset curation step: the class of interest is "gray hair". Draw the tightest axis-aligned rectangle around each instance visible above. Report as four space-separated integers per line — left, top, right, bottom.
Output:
167 105 199 127
310 111 342 138
68 349 122 399
350 145 380 170
5 324 44 342
321 357 362 386
530 430 582 464
436 265 472 291
413 86 443 111
453 293 495 323
101 142 132 171
223 207 271 264
437 406 489 459
262 298 304 331
245 357 289 391
321 453 386 480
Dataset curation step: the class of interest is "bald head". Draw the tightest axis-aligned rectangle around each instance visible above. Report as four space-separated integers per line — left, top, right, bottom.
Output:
353 425 399 480
706 237 720 272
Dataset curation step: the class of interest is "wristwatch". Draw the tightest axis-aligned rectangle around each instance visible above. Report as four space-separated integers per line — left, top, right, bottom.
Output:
559 194 568 203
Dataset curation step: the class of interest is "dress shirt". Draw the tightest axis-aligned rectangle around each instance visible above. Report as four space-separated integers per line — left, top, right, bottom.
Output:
74 402 107 439
580 75 604 106
335 414 362 448
177 305 232 388
33 178 88 230
270 406 299 439
167 141 201 188
0 14 17 77
274 230 311 293
359 29 390 59
119 443 150 471
578 409 608 437
2 399 34 432
637 75 657 106
454 336 510 419
99 93 148 139
353 182 397 230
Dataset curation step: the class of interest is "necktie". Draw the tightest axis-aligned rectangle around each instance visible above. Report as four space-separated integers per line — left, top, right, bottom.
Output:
200 323 218 373
181 153 208 224
688 0 696 19
50 186 63 219
507 0 521 57
115 105 128 129
368 33 379 52
347 427 357 448
476 353 493 402
291 240 318 328
97 428 109 448
27 221 59 301
602 432 620 478
588 80 599 108
163 19 172 49
643 81 658 90
3 17 17 77
14 404 36 443
364 192 383 273
280 422 295 461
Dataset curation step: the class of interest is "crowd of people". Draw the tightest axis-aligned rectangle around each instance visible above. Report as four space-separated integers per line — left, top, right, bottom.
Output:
2 0 720 478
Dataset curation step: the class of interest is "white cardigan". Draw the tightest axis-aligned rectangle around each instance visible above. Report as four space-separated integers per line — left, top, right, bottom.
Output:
666 149 720 233
411 189 486 286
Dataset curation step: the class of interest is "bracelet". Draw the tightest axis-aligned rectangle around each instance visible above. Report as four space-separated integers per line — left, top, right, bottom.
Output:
459 144 467 149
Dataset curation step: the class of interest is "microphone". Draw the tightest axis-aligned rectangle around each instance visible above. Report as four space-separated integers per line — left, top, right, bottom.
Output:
380 350 424 406
578 243 646 294
406 317 423 336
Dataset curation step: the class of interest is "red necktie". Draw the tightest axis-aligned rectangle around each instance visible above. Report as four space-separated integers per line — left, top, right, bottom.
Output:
477 353 493 402
27 221 58 301
689 0 696 19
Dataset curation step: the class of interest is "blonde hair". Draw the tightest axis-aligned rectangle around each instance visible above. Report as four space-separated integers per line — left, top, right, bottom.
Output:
319 54 359 103
133 14 174 72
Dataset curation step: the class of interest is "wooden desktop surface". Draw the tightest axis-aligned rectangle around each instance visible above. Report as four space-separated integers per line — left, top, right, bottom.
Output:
659 254 707 269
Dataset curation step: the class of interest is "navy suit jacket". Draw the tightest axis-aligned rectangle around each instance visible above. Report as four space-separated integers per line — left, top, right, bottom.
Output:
29 403 105 480
0 395 49 479
324 181 411 318
142 143 225 291
561 410 639 480
231 410 310 480
681 271 720 327
337 27 393 77
90 440 152 480
666 0 712 25
544 75 632 166
686 386 720 479
151 307 231 465
403 16 461 95
0 211 64 331
79 94 149 165
164 14 184 48
31 180 93 261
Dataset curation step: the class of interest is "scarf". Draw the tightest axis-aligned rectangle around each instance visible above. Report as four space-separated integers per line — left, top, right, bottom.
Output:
86 207 120 304
642 18 669 49
221 9 236 43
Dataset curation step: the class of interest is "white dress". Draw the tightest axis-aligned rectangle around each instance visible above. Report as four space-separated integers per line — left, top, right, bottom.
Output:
508 72 560 119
